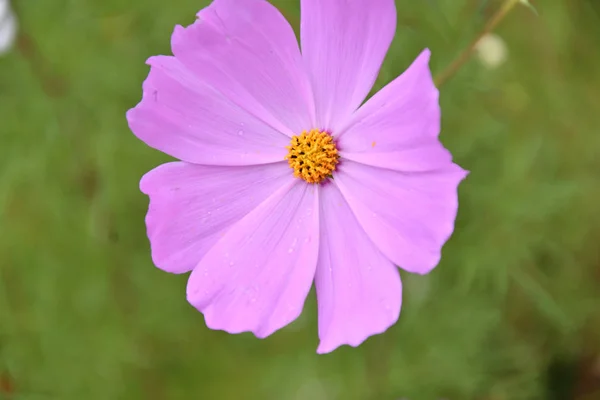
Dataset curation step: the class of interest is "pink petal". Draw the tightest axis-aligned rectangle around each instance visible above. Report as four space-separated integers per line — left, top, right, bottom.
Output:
127 56 290 166
334 161 468 275
315 183 402 354
300 0 396 132
337 50 449 171
141 161 292 273
187 181 319 338
171 0 315 137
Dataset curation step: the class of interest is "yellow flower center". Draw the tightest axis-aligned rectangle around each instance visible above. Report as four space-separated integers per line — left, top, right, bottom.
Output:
284 129 339 184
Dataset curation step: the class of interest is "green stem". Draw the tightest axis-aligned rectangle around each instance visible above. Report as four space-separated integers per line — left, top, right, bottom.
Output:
434 0 521 87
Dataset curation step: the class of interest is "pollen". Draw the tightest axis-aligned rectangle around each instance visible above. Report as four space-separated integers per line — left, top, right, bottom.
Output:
284 129 339 184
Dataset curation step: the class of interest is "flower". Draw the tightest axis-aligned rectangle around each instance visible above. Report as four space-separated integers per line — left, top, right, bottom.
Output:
127 0 467 354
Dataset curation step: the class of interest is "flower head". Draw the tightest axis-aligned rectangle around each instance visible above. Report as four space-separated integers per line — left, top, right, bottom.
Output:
285 129 339 184
127 0 468 354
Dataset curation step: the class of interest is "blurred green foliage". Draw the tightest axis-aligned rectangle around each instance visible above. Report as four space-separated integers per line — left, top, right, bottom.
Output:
1 0 600 399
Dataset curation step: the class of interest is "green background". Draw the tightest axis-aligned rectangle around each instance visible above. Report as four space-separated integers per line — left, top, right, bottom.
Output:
1 0 600 399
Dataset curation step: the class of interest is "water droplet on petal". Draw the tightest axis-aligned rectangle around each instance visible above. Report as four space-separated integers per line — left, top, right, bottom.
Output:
237 130 244 136
288 237 299 253
380 298 393 312
245 285 258 303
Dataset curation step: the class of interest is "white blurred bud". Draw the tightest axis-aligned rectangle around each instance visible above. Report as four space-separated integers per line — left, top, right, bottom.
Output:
0 0 17 55
475 33 508 69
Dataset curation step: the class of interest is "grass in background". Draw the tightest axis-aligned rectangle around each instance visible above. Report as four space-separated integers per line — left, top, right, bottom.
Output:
1 0 600 399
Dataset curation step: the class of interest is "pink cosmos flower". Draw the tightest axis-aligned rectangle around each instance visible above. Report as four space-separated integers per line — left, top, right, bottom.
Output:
127 0 467 353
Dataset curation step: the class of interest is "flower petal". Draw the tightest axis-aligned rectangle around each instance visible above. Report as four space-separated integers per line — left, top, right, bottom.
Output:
127 56 290 165
300 0 396 132
140 161 291 273
338 50 448 171
171 0 315 136
315 183 401 354
334 160 468 275
187 181 319 338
